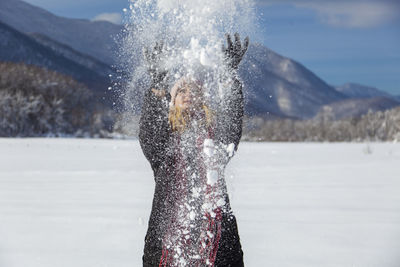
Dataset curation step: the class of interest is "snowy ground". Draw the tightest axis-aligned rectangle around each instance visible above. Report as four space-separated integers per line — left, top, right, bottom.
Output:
0 138 399 267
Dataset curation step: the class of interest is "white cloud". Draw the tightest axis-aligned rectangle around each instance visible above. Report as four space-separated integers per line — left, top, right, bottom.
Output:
256 0 400 28
295 1 399 28
92 12 122 24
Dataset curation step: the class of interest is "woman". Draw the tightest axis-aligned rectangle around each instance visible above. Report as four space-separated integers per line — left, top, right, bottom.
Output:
140 34 249 267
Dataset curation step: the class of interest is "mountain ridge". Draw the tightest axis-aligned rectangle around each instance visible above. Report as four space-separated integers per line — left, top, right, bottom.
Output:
0 0 122 64
317 96 400 120
0 20 112 104
334 83 394 99
2 0 397 119
240 43 346 118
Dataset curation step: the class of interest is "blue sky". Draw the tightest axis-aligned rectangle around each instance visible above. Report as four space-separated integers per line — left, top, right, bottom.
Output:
24 0 400 95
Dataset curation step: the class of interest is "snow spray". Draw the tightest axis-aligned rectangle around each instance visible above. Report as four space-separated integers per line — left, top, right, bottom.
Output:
119 0 255 113
119 0 255 266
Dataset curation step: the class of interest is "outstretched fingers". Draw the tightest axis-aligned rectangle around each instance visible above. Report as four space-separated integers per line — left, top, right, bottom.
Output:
221 33 250 70
152 42 158 61
234 33 242 53
144 41 166 66
226 33 233 53
224 33 249 56
156 41 163 55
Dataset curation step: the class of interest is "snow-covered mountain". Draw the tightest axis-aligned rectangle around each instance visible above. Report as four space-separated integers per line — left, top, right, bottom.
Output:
240 43 346 118
0 21 111 97
317 83 400 119
317 97 400 120
2 0 396 120
0 0 122 64
29 33 113 78
335 83 393 99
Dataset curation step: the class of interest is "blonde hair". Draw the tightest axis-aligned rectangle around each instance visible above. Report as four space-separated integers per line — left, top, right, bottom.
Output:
169 104 213 132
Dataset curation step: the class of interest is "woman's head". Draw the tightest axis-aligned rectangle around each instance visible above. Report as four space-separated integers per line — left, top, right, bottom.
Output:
170 77 204 111
168 76 212 132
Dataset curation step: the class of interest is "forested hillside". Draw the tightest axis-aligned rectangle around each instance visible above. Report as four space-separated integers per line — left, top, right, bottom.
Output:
0 62 113 137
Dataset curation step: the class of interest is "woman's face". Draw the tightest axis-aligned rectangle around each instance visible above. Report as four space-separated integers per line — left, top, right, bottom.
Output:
174 83 203 111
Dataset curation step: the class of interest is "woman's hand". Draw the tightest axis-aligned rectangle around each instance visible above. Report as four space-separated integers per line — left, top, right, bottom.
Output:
222 33 249 72
143 41 167 89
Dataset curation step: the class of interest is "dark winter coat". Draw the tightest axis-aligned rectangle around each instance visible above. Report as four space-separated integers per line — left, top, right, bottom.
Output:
139 78 245 267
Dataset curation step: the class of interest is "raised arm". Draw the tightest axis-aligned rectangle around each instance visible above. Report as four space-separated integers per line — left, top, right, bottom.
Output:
139 42 170 171
215 77 244 150
215 33 248 152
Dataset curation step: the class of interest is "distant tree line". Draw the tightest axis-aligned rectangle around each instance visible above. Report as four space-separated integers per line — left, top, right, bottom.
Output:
112 106 400 142
243 107 400 142
2 61 399 141
0 62 113 137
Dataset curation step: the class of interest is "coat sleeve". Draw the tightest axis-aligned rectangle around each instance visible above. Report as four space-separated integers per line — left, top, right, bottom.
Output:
215 77 244 153
139 88 170 171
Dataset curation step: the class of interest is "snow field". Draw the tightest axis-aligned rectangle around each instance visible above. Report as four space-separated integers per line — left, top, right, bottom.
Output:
0 138 399 267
